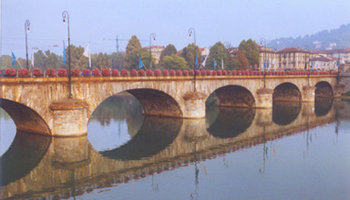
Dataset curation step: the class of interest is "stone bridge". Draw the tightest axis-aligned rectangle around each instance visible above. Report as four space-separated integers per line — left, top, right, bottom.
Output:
0 99 348 200
0 74 345 136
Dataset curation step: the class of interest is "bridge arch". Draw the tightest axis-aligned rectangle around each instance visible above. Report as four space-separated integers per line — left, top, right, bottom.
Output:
0 99 51 135
273 82 301 101
315 81 333 97
211 85 256 107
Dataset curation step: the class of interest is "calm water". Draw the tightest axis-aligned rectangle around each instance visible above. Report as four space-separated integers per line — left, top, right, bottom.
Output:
0 94 350 200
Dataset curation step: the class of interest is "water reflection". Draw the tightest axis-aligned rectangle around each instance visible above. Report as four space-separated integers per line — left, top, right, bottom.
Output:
0 131 51 186
0 97 349 200
315 97 333 116
273 101 301 125
207 107 255 138
100 116 182 160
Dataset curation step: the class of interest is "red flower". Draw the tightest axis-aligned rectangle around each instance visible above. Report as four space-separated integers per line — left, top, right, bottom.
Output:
222 70 227 75
201 70 206 76
212 70 217 75
92 68 101 76
112 69 119 76
57 68 67 77
130 69 138 76
169 69 176 76
154 69 161 76
46 68 55 77
183 70 189 76
176 70 182 76
146 69 154 76
189 70 194 76
71 69 80 76
32 68 42 77
18 69 29 77
82 69 91 76
121 69 129 76
138 69 145 76
232 70 237 75
102 68 110 76
162 69 169 76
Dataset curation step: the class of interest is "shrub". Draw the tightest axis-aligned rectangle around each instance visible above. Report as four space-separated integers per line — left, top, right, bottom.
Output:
189 70 194 76
120 69 128 76
183 70 189 76
130 69 138 76
146 69 154 76
82 69 91 76
176 70 182 76
46 68 55 77
71 69 80 77
102 68 110 76
138 69 145 76
162 69 169 76
111 69 119 76
92 68 101 76
154 69 161 76
169 69 176 76
57 68 67 77
32 68 42 77
18 69 29 77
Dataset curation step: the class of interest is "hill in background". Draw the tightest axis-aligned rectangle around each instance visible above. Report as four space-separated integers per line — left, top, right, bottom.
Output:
268 24 350 50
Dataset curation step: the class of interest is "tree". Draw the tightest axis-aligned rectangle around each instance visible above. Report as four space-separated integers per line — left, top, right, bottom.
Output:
226 53 241 70
125 35 142 69
109 52 125 69
92 53 112 69
66 45 89 70
206 42 227 69
159 44 177 64
238 39 259 67
0 55 13 70
181 43 201 69
160 54 189 70
33 50 63 70
236 50 249 70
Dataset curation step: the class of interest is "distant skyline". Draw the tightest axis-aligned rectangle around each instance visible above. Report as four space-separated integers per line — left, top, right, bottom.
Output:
1 0 350 58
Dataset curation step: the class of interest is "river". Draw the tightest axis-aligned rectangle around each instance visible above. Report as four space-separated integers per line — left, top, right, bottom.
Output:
0 94 349 200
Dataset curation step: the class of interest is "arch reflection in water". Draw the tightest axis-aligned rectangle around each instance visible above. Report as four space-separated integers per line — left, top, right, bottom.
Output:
100 116 182 160
0 131 51 186
273 101 301 125
207 107 255 138
315 98 333 116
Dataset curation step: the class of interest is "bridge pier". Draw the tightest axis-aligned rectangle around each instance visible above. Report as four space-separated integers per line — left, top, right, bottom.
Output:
182 92 207 118
302 86 316 102
255 88 274 108
50 100 89 137
334 84 345 97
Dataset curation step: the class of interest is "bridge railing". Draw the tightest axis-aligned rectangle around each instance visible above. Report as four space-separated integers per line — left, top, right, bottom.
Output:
0 68 338 78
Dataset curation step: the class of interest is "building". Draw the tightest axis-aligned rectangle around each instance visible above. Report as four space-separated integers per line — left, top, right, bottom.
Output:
258 46 278 71
144 46 165 64
277 47 309 71
309 55 338 71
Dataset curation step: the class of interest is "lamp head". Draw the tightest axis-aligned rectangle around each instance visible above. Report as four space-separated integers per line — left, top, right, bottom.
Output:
63 18 66 24
27 27 30 32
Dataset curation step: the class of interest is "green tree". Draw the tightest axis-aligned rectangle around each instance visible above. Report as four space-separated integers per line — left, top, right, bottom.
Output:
207 42 227 69
92 53 112 69
109 52 125 69
127 48 153 70
226 53 241 70
181 43 201 69
236 50 249 70
160 54 189 70
238 39 260 67
0 55 13 70
159 44 177 64
66 45 89 69
125 35 142 69
33 50 63 70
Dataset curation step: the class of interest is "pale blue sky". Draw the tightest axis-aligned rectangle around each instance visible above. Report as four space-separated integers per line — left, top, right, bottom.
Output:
1 0 350 57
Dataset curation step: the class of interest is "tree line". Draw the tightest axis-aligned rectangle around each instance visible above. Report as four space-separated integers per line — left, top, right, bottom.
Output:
0 36 260 71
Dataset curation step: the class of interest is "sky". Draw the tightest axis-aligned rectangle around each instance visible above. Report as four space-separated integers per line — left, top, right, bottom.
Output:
1 0 350 58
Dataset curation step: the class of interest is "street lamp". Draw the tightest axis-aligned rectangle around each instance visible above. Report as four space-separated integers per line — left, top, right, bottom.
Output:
62 11 72 99
304 45 310 86
149 33 156 69
25 20 30 70
260 38 266 88
188 28 196 92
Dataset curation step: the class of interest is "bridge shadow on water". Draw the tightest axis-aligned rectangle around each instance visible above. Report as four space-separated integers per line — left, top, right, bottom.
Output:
206 107 256 138
315 98 333 116
273 101 302 125
100 116 182 160
0 131 51 187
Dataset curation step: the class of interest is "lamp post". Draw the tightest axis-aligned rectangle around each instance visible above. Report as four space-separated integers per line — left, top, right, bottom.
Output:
260 38 266 88
25 20 30 70
149 33 156 69
62 11 72 99
304 45 310 86
188 28 196 92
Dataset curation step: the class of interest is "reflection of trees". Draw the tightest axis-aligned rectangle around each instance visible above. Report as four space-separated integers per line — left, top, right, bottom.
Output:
90 93 143 126
0 131 51 186
100 116 182 160
207 107 255 138
273 101 301 125
315 98 333 116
